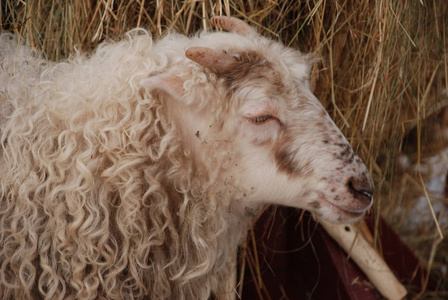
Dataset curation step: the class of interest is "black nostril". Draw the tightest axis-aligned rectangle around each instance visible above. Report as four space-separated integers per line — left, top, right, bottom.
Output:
359 189 373 202
348 179 374 203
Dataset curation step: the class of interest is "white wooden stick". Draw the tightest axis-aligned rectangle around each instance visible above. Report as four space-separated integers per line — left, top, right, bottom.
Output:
319 220 407 300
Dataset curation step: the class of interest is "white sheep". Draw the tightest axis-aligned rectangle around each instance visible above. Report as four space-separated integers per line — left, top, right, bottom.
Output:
0 17 373 299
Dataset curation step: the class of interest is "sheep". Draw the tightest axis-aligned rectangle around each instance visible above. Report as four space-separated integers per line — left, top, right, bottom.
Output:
0 17 373 299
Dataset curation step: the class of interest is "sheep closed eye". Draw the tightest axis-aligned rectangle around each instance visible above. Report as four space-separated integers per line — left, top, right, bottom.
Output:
247 115 273 124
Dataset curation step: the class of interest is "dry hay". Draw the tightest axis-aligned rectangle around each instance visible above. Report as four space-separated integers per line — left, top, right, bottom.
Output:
1 0 447 298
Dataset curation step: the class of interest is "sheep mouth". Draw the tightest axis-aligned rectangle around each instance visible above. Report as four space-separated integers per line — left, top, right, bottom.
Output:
333 205 365 218
318 195 367 218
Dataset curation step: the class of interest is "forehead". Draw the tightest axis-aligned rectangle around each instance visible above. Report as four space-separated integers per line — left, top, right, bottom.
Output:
222 47 311 98
261 40 312 82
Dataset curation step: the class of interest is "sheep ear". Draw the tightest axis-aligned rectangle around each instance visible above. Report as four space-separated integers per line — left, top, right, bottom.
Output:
140 74 184 99
185 47 237 75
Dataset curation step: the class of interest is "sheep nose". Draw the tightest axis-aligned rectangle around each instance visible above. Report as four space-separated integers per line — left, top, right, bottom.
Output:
348 177 374 205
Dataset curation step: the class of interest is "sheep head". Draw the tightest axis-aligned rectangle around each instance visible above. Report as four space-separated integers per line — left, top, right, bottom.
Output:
141 17 373 224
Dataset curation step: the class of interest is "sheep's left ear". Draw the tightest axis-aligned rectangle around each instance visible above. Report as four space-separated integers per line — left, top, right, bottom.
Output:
185 47 238 75
140 74 184 99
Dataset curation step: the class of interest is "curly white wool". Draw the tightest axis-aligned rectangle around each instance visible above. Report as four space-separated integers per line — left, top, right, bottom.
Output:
0 29 251 299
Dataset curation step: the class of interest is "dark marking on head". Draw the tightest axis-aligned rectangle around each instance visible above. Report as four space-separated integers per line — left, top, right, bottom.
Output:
275 147 300 175
333 142 357 165
322 132 332 144
309 201 321 210
217 50 285 94
274 129 315 177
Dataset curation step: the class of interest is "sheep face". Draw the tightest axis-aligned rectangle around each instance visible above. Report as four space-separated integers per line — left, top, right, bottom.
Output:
142 17 373 224
228 72 374 224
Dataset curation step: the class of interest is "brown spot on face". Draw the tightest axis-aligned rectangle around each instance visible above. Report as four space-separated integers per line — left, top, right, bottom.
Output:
217 50 285 94
310 201 321 209
322 132 332 144
274 142 313 177
275 147 300 175
335 143 356 164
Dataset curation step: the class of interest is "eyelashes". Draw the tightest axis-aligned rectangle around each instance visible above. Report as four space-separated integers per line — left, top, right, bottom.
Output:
247 114 273 124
